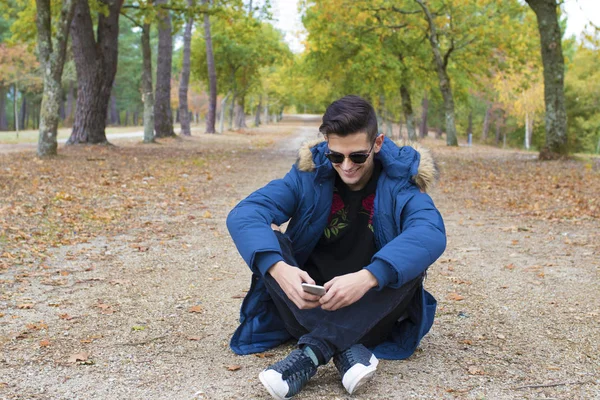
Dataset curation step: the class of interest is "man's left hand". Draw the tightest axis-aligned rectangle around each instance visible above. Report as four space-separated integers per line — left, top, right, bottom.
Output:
320 270 378 311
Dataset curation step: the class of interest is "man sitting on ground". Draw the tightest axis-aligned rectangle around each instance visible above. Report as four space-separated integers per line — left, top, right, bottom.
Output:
227 95 446 399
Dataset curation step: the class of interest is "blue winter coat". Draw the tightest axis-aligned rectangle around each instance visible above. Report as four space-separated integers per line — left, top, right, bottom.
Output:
226 137 446 360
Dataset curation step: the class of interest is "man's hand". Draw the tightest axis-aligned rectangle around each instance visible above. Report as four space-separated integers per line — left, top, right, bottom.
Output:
268 261 321 309
320 270 378 311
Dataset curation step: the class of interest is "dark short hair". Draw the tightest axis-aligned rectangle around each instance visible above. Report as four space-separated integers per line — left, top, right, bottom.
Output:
319 95 378 142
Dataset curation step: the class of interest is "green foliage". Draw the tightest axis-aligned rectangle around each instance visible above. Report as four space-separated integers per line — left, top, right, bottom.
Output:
565 34 600 154
191 6 291 103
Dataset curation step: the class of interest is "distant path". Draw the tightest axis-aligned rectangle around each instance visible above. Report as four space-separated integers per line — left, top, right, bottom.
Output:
0 114 323 155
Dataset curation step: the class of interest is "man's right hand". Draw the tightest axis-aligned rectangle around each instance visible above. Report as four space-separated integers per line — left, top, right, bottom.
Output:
268 261 321 309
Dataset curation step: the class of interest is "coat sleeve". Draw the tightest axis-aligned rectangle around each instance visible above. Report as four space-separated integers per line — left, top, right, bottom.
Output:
226 165 301 275
370 191 446 288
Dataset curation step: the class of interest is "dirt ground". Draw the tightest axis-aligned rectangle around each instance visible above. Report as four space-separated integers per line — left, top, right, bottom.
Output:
1 117 599 399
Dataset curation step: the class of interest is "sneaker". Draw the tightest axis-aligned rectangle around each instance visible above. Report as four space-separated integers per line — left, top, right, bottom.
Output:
333 344 379 394
258 349 318 400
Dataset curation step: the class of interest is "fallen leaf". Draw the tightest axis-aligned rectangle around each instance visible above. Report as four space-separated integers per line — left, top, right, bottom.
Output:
231 294 245 299
504 263 516 270
202 211 212 218
188 336 202 341
460 340 473 345
60 271 70 276
254 353 275 358
467 366 485 375
131 325 146 331
68 352 89 363
109 279 130 286
59 313 74 320
188 305 203 313
39 339 51 347
226 365 241 371
447 292 464 301
17 303 34 309
26 322 48 331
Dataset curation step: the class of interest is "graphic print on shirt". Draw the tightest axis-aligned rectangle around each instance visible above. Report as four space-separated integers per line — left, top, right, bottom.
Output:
324 191 376 239
325 191 348 238
361 193 375 233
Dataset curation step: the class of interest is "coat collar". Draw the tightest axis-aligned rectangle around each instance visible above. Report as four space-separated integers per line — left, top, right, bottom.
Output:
296 137 438 192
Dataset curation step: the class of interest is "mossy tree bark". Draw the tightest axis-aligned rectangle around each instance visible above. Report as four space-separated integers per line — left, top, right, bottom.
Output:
525 0 568 159
35 0 76 157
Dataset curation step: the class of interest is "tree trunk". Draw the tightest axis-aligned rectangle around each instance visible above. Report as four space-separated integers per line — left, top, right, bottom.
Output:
525 112 530 150
202 0 217 133
419 93 428 139
525 0 568 159
109 89 119 125
482 103 491 141
19 95 27 130
254 95 262 127
133 110 139 126
154 0 176 138
436 126 443 139
263 98 269 123
235 97 247 129
399 84 416 141
228 92 235 130
141 23 155 143
467 111 473 145
65 82 75 122
415 0 458 146
495 110 504 145
68 0 122 145
0 86 7 130
35 0 76 156
59 95 66 121
178 0 194 136
13 84 19 133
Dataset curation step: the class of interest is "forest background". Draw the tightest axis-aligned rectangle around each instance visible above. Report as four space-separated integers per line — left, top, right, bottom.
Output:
0 0 599 157
1 1 599 398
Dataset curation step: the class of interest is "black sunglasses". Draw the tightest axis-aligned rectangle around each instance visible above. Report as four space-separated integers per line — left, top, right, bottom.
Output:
325 140 376 164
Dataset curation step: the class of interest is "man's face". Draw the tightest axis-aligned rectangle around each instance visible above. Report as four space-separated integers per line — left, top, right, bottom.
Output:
326 132 384 191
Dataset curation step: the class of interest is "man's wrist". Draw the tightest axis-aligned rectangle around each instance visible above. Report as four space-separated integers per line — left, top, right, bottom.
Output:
360 269 378 289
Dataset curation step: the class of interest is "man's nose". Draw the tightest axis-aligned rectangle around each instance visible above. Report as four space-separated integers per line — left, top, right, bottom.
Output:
341 157 354 170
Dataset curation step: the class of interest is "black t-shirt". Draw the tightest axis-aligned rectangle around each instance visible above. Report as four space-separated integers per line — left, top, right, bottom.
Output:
303 161 382 285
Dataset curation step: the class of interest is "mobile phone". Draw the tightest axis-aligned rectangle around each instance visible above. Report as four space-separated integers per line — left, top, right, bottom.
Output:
301 283 326 296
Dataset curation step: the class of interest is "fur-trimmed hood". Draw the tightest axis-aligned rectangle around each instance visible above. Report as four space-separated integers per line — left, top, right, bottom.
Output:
297 137 438 192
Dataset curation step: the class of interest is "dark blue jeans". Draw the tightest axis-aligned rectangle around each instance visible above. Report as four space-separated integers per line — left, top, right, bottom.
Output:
263 232 422 363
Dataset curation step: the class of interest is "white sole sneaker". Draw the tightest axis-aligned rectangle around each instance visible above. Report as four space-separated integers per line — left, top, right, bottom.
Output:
341 354 379 394
259 369 289 400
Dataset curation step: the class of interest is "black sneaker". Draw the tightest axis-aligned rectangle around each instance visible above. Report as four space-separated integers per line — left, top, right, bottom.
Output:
333 344 379 394
258 348 318 400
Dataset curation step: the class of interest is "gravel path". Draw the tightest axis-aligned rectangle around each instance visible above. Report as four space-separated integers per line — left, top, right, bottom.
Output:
1 118 598 399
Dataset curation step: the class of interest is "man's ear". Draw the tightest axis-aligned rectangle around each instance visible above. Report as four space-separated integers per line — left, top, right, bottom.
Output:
374 134 385 153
